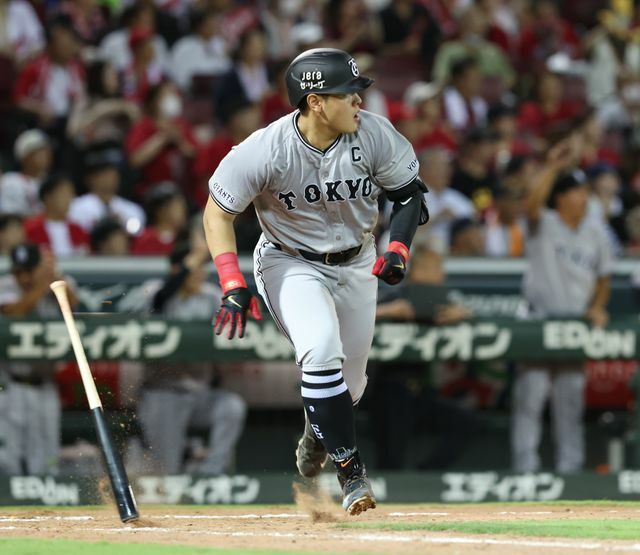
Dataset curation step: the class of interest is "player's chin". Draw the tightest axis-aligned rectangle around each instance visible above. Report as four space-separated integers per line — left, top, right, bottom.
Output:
343 117 359 134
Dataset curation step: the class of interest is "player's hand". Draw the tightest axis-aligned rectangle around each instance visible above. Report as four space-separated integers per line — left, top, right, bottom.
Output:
372 251 406 285
36 249 56 285
434 304 473 325
585 306 609 328
214 287 262 339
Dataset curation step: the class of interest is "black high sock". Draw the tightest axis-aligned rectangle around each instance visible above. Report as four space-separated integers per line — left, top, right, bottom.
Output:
301 370 357 462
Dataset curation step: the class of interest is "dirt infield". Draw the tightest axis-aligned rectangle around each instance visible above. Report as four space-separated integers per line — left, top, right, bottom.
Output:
3 503 640 554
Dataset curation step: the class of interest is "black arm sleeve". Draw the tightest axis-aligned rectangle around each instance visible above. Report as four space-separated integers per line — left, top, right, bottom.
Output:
386 177 430 247
389 194 422 247
151 265 190 313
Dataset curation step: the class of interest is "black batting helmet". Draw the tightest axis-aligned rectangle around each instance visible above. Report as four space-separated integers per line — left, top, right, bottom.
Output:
286 48 374 108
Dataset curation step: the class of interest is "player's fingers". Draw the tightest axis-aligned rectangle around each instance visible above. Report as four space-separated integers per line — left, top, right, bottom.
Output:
227 311 237 339
237 312 246 338
372 256 385 276
214 309 226 335
249 297 262 320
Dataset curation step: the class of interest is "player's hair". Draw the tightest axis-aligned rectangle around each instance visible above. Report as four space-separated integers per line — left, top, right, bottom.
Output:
297 96 310 114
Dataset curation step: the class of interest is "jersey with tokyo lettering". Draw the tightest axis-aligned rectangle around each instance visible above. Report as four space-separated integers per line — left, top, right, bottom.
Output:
208 110 419 253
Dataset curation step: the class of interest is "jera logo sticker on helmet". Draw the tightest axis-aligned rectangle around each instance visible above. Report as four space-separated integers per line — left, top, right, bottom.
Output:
348 58 359 77
300 70 325 91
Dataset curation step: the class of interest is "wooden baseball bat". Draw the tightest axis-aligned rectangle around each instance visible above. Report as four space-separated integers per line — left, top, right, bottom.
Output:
50 280 139 523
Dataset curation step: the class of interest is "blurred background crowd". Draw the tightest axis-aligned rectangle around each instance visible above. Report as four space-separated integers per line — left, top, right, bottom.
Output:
0 0 639 479
0 0 639 258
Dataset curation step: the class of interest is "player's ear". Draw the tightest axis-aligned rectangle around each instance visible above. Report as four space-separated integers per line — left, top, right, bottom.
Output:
306 94 323 114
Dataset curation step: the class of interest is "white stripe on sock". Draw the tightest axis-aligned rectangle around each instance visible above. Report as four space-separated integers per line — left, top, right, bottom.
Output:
301 382 349 399
301 372 342 384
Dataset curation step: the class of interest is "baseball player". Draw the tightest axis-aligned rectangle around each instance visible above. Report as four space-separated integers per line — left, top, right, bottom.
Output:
0 244 77 475
203 48 428 514
512 138 612 474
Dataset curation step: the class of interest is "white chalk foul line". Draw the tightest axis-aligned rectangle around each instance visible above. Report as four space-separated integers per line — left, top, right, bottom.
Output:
159 513 309 520
497 511 554 515
0 516 94 522
387 513 451 516
164 512 453 520
78 526 640 552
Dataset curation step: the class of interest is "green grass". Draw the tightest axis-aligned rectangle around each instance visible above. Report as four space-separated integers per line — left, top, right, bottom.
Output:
341 519 640 540
0 539 357 555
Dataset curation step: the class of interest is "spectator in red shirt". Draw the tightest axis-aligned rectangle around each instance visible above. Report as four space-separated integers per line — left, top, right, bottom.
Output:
403 81 457 153
518 70 582 146
517 0 580 74
125 80 198 199
24 173 89 257
14 15 86 130
261 59 294 125
193 98 261 208
121 26 165 103
131 182 187 255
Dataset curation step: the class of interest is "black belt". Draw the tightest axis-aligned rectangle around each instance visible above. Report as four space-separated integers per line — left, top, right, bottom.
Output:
273 243 362 266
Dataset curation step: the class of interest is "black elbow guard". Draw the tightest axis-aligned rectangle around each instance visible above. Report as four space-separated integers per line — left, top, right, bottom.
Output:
387 177 429 225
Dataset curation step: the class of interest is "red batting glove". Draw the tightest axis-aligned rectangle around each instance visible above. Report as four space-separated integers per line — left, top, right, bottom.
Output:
214 252 262 339
214 287 262 339
372 241 409 285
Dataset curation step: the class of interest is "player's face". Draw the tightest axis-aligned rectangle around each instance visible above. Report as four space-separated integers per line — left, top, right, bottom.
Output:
13 269 35 291
321 93 363 134
563 185 589 220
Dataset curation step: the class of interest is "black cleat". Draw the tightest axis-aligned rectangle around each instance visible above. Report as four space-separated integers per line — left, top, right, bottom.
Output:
295 414 328 478
341 472 376 515
334 451 376 515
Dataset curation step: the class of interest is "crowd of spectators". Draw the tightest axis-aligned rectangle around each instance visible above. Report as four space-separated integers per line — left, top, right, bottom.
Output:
2 0 639 477
0 0 637 259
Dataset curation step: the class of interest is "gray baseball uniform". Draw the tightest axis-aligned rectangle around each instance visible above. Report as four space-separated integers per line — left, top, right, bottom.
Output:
523 209 613 316
209 109 419 402
0 275 65 475
513 209 613 473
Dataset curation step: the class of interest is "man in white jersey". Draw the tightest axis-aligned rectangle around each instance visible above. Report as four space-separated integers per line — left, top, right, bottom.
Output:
512 139 612 474
203 48 428 514
0 244 77 475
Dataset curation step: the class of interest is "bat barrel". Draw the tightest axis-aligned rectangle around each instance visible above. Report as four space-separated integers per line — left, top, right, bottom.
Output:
92 407 139 522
